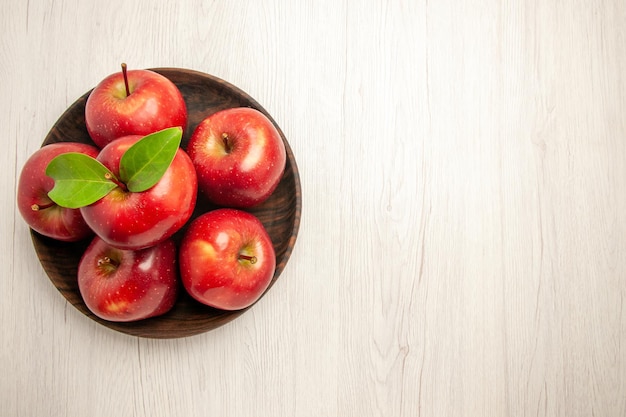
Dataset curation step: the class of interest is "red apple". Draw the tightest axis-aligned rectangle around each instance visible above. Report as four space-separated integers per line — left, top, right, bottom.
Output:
85 64 187 148
17 142 99 241
179 208 276 310
186 107 286 208
80 134 197 250
78 236 178 322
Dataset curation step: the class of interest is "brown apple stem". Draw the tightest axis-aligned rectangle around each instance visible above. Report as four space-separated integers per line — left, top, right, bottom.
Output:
222 133 232 153
31 201 56 211
238 254 257 264
121 63 130 97
104 172 128 192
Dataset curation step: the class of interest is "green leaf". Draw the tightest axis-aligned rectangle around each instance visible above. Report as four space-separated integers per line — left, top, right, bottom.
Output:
46 153 118 209
119 127 183 192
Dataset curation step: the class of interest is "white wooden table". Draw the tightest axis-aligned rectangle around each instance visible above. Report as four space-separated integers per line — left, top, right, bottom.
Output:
2 1 625 416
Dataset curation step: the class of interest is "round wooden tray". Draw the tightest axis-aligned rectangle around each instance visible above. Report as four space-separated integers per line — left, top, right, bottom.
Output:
31 68 301 338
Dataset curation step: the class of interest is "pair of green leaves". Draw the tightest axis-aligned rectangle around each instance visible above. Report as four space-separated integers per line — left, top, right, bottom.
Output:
46 127 183 209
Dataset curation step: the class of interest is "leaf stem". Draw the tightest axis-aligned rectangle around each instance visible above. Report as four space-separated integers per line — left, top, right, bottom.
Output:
105 172 128 191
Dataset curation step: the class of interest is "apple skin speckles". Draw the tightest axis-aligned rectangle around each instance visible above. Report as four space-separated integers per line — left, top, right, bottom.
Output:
17 142 100 242
187 107 286 208
85 67 187 148
179 208 276 311
80 134 197 250
78 236 178 322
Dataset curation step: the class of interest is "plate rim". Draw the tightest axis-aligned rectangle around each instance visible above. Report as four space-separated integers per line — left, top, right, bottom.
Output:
31 67 301 339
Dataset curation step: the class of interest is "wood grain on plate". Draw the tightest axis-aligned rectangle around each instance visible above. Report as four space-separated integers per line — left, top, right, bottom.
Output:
31 68 301 339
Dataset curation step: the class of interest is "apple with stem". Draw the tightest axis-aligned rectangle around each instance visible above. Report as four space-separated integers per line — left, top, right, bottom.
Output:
179 208 276 310
186 107 286 208
78 236 178 322
79 131 197 250
45 127 197 250
85 63 187 148
17 142 99 241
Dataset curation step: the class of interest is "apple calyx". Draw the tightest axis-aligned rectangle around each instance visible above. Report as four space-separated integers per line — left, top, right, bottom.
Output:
46 126 183 209
97 255 120 274
121 63 131 97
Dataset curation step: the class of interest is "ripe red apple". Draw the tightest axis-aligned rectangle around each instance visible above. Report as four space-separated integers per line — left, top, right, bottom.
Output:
186 107 286 208
85 64 187 148
78 236 178 322
17 142 99 242
80 134 197 250
179 208 276 310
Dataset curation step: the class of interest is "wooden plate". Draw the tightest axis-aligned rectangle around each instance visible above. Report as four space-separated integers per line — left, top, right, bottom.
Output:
31 68 301 338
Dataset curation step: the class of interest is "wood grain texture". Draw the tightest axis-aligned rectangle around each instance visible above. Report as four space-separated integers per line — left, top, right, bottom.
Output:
2 0 625 416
